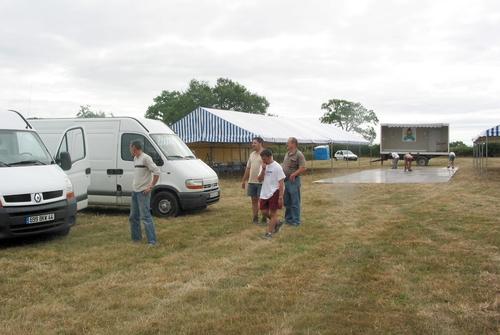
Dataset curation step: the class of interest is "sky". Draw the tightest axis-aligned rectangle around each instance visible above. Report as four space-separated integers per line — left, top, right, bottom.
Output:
1 0 499 144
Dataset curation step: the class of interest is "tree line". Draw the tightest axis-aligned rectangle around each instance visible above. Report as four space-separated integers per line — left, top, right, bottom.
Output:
76 78 379 143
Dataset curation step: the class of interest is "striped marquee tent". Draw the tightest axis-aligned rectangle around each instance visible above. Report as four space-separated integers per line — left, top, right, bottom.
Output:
473 124 500 175
172 107 369 145
171 107 369 166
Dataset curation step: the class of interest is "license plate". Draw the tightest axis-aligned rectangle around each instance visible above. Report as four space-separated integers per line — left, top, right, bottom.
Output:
209 191 219 198
25 213 55 225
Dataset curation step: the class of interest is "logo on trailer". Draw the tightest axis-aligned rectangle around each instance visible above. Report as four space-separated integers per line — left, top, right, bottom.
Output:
34 193 42 203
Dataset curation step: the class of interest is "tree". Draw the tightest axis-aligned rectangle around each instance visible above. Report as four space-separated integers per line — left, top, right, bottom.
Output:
76 105 108 118
320 99 379 143
145 78 269 125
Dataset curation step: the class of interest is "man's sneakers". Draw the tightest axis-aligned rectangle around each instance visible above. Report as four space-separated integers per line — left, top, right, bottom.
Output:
261 232 273 240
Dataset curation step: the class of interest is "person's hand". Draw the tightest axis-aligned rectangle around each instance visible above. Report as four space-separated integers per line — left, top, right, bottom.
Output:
261 162 267 170
278 196 283 208
289 174 296 182
143 185 153 194
241 181 246 189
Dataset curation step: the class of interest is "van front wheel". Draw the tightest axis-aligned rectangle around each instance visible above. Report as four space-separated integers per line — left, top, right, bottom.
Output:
152 192 179 217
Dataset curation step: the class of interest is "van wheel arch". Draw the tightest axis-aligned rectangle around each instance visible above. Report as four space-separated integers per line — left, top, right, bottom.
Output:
151 190 180 217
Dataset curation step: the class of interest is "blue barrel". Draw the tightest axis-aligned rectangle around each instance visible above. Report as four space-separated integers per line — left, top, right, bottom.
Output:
313 145 330 160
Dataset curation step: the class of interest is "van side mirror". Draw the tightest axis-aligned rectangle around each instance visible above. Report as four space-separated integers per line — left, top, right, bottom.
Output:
58 152 72 171
152 154 164 167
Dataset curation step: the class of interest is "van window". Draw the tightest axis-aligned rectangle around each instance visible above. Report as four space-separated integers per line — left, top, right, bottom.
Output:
0 130 52 166
57 128 85 163
121 133 163 165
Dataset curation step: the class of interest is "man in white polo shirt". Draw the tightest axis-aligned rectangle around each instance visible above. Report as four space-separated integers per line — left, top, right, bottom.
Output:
129 140 160 245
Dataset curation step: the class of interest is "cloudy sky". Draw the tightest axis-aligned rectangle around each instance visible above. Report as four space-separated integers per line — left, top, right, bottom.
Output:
1 0 499 143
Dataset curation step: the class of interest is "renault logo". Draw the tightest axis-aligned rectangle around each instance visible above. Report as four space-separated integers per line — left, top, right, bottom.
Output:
34 193 42 203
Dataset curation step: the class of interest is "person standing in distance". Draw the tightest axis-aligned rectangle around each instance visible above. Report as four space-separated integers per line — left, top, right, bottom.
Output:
241 137 266 225
129 140 160 245
282 137 307 226
448 151 456 169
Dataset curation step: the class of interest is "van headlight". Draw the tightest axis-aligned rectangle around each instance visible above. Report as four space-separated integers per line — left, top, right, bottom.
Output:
185 179 203 190
64 176 75 201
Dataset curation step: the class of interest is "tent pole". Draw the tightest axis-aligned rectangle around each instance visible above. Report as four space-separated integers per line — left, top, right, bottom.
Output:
358 144 361 167
347 143 349 169
311 145 314 176
330 142 334 176
369 145 372 167
486 135 488 175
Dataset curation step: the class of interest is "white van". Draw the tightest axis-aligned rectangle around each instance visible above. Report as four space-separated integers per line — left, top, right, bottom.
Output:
0 110 83 239
30 117 220 217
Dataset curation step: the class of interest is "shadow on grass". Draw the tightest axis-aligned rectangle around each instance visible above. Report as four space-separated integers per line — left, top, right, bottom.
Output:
0 230 68 249
82 206 207 217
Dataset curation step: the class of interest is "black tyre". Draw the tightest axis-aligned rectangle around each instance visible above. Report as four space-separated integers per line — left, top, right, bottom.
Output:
416 156 428 166
152 191 179 217
55 226 71 237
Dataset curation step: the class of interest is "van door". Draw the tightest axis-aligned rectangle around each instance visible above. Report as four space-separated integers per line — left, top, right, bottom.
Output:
116 133 164 205
55 127 91 210
83 120 120 205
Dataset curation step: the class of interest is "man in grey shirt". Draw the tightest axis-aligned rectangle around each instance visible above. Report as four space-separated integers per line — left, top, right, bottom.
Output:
129 140 160 245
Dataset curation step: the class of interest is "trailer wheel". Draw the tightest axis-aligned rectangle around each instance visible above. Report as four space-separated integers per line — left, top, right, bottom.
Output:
152 191 179 217
416 156 428 167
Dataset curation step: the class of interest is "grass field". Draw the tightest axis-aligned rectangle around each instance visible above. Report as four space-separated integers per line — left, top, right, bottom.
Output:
1 158 499 334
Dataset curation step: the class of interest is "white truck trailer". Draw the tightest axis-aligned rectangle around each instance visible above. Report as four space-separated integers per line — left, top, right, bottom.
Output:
380 123 449 166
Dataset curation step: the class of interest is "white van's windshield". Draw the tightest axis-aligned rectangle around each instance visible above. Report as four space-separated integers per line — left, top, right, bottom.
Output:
150 134 195 160
0 130 53 167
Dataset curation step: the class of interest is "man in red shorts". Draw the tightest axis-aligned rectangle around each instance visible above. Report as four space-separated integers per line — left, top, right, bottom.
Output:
257 149 285 239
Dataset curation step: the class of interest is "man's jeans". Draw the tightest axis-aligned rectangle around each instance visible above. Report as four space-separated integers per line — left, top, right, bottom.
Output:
284 176 301 225
129 191 157 244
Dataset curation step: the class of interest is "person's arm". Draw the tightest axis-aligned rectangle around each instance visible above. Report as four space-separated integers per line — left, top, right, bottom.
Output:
278 178 284 207
144 156 160 194
257 163 266 182
241 166 250 189
290 153 307 181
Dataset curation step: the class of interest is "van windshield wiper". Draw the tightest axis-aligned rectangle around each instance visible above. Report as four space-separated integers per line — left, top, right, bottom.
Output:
9 160 47 166
185 155 196 159
0 161 11 167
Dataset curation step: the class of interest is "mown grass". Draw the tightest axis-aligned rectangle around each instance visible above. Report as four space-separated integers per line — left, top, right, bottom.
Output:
0 158 499 334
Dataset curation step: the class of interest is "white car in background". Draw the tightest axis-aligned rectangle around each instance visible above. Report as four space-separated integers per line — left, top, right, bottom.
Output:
334 150 358 161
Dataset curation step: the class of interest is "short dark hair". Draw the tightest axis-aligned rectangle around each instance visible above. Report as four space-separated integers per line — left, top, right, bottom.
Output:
252 136 264 144
289 137 298 145
260 148 273 158
130 140 142 150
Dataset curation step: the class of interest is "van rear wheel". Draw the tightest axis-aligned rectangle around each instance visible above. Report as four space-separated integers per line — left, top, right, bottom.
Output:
152 192 179 217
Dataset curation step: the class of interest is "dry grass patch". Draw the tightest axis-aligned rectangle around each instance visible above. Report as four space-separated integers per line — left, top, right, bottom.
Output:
0 157 499 334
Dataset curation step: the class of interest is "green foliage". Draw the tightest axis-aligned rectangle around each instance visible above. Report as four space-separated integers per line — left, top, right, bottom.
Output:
320 99 378 143
450 141 472 156
146 78 269 125
76 105 109 118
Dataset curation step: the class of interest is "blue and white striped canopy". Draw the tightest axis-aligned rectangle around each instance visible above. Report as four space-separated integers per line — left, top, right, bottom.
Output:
171 107 256 143
172 107 369 145
474 124 500 143
486 125 500 137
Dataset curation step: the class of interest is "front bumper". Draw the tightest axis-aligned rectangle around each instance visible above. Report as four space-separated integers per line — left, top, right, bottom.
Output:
0 199 77 239
178 188 220 211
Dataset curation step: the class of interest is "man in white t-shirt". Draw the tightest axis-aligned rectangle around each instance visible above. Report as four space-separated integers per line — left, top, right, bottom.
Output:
257 149 286 239
391 152 399 169
241 136 266 225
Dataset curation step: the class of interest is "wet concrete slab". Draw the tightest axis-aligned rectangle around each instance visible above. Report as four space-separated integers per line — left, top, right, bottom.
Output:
314 167 458 184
